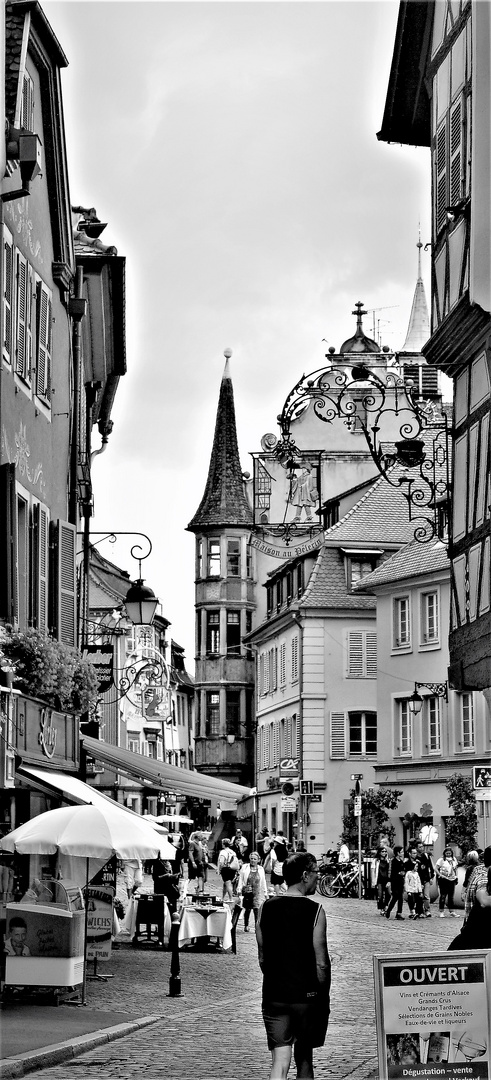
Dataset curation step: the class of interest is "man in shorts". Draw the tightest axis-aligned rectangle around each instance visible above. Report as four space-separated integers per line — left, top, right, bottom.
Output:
256 851 331 1079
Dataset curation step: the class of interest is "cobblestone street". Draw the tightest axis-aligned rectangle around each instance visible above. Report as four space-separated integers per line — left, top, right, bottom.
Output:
22 890 459 1080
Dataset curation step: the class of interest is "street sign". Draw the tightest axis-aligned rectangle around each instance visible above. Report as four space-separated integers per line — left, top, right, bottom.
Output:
309 794 322 803
350 773 363 781
473 766 491 790
281 797 297 813
476 789 491 801
354 796 362 817
299 780 314 795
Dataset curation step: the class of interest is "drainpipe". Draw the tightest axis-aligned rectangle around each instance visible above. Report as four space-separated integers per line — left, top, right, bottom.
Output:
292 613 305 846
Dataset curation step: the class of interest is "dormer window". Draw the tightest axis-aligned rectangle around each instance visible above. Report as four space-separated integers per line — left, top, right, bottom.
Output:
342 548 382 590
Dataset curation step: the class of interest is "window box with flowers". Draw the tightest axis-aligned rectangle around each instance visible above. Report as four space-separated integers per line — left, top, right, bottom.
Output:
0 628 99 713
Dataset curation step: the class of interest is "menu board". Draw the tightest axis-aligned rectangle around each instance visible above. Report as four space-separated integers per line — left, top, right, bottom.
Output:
374 952 491 1079
86 887 114 963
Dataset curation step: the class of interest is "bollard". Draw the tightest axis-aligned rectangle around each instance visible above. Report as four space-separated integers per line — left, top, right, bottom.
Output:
167 911 183 997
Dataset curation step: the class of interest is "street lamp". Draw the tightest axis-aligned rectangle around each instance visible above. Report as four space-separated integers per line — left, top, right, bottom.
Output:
407 682 448 717
82 531 159 630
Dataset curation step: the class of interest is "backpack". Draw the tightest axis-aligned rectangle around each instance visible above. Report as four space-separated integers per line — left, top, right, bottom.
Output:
274 839 288 863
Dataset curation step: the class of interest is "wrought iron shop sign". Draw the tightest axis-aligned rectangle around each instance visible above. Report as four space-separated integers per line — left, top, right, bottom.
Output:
251 448 324 557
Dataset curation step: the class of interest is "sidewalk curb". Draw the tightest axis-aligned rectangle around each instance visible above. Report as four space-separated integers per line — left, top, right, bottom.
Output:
0 1014 162 1079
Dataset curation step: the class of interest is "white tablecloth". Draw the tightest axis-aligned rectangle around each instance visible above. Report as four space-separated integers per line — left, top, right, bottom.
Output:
179 905 232 951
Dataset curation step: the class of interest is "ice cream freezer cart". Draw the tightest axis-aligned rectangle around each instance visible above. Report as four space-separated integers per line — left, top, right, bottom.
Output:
4 879 85 994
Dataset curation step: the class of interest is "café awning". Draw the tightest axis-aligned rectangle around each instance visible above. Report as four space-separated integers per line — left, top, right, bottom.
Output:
82 735 252 804
15 764 168 828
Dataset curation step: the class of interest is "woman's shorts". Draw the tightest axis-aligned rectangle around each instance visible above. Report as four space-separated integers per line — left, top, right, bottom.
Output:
262 999 329 1049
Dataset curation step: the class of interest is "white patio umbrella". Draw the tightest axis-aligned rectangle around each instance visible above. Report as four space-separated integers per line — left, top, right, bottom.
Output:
1 803 176 1003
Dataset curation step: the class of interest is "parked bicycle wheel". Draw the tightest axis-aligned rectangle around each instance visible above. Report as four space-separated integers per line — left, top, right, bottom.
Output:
320 870 342 896
346 875 364 899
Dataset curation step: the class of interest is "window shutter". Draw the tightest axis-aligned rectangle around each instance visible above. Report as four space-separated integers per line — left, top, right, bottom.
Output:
3 230 13 365
262 724 270 769
33 503 49 630
347 631 364 677
330 712 346 759
36 280 52 401
259 654 264 695
449 97 463 206
51 520 76 645
365 632 377 678
280 642 286 686
16 251 32 382
264 650 270 694
293 712 301 758
291 635 298 681
0 463 17 622
21 73 35 130
272 720 280 766
435 121 447 233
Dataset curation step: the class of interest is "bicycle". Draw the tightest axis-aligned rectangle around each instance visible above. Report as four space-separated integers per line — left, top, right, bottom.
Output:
318 860 365 898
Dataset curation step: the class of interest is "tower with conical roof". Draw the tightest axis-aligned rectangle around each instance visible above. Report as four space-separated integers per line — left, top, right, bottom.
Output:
398 238 439 399
187 353 255 788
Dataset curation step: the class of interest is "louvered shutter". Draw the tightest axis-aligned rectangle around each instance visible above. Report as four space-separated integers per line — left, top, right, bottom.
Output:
21 73 34 131
3 231 13 365
291 635 298 681
347 631 364 677
16 251 32 382
262 724 270 769
272 720 280 766
33 503 49 630
435 120 447 234
0 463 17 622
259 654 264 696
280 642 286 686
51 520 77 645
449 97 463 207
293 712 301 759
264 651 270 694
36 280 52 401
365 632 377 678
330 712 347 759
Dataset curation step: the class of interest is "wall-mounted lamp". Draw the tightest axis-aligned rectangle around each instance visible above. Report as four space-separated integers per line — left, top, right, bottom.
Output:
408 681 448 717
2 127 42 201
226 734 236 746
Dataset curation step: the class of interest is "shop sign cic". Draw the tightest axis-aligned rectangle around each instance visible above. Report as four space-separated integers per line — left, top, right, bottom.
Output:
39 709 57 758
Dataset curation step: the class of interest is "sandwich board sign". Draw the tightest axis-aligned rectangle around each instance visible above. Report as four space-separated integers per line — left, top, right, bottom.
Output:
373 951 491 1079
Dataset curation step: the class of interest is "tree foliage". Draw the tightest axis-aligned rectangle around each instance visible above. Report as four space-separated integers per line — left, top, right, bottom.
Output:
1 627 99 713
444 773 478 856
342 786 403 852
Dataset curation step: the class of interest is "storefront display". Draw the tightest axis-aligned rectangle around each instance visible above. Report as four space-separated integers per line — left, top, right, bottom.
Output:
4 879 84 989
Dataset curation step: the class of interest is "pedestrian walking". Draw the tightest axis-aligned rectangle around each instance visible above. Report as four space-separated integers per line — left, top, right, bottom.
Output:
237 851 267 931
448 866 491 950
217 838 240 900
374 845 390 913
404 847 425 919
256 851 331 1080
463 845 491 922
416 841 435 917
187 831 207 896
270 831 289 895
385 846 406 920
435 847 460 918
123 858 142 899
232 828 249 866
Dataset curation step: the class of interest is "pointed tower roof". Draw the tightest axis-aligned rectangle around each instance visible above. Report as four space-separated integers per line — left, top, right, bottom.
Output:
187 354 253 531
400 238 430 353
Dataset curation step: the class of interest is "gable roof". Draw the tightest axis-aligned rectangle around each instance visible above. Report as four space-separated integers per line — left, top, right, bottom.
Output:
321 470 416 547
353 537 449 592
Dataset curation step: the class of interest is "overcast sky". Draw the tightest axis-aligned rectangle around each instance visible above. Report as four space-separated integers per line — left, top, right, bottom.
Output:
44 0 432 667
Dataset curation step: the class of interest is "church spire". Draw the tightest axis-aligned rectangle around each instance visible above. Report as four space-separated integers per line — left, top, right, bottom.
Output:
401 234 430 353
187 351 252 530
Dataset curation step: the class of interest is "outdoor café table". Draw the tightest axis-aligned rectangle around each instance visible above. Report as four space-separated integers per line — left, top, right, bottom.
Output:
178 901 232 951
120 892 171 947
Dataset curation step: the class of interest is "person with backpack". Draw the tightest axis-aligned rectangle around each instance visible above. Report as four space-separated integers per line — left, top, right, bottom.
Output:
217 838 239 900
